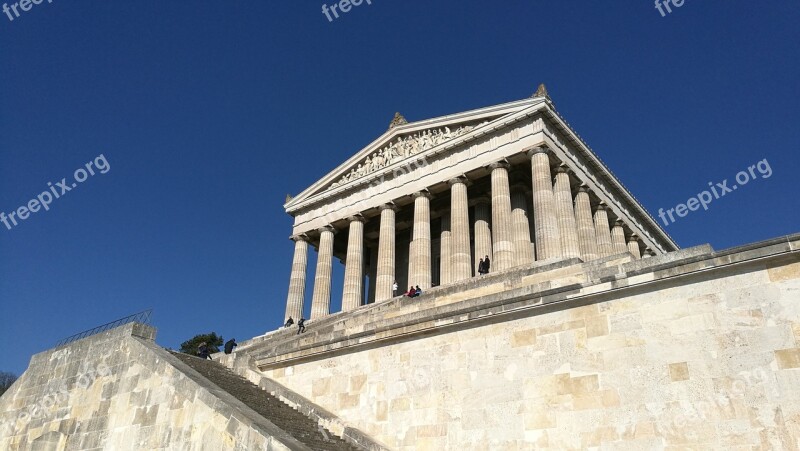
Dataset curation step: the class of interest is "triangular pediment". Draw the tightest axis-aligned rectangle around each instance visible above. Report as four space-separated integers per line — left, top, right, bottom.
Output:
286 97 547 211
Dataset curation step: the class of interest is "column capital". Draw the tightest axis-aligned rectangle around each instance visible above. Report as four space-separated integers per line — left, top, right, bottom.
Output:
290 234 309 242
379 202 398 212
487 160 510 171
318 225 337 235
595 202 607 211
347 214 366 223
448 176 470 186
614 219 624 226
526 145 552 158
555 164 573 175
629 234 639 241
578 184 591 194
413 190 432 200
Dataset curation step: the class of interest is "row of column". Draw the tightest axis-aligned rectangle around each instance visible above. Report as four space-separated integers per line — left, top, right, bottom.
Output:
285 146 653 321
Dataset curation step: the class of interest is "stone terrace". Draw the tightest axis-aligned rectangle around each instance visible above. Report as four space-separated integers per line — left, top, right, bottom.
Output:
239 233 800 370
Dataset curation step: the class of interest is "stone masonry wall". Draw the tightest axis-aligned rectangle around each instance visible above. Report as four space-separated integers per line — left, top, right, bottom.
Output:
258 240 800 450
0 323 298 451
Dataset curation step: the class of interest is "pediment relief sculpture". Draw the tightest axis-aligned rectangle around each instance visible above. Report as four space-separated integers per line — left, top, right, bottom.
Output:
329 125 476 189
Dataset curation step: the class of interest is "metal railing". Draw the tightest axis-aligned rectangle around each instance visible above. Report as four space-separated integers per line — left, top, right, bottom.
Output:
55 309 153 347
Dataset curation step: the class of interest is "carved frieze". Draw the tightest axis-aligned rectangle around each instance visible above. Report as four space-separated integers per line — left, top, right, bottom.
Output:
329 125 476 190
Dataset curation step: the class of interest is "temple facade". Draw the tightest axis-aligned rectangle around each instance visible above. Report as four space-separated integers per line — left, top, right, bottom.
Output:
283 86 678 320
284 85 677 320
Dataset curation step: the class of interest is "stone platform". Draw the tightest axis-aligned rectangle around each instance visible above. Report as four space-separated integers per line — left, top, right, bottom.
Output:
228 233 800 450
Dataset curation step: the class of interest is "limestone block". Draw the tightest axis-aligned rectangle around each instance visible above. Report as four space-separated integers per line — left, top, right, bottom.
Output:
524 410 556 430
668 362 690 382
768 260 800 282
511 329 537 348
775 348 800 369
585 316 610 338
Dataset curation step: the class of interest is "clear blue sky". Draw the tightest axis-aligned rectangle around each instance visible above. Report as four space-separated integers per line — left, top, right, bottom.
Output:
1 2 798 375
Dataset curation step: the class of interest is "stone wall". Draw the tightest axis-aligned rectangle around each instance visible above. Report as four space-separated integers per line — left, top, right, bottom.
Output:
252 235 800 450
0 323 303 450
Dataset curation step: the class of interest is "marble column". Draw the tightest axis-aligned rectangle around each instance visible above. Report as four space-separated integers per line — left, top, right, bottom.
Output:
510 186 533 266
473 197 492 275
375 204 397 302
574 186 599 261
285 235 308 322
489 162 515 271
553 166 581 259
341 216 365 312
450 177 472 282
528 147 562 260
627 235 642 259
611 220 628 255
310 226 335 319
410 191 432 289
439 214 452 286
594 204 614 257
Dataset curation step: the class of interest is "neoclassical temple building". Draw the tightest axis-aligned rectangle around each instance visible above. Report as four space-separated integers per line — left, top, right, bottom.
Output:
4 87 798 450
283 85 678 320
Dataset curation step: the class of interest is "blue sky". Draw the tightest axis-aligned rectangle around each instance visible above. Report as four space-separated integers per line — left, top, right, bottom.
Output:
1 1 798 375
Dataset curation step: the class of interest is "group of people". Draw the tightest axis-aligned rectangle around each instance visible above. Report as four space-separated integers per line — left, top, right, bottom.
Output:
477 255 491 275
405 285 423 298
393 281 423 298
284 316 306 334
196 338 238 360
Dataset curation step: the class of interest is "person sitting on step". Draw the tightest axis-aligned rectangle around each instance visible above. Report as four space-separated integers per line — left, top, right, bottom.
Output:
224 338 237 355
197 342 211 360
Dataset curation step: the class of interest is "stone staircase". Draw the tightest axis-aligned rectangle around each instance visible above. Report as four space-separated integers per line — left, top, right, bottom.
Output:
170 351 361 451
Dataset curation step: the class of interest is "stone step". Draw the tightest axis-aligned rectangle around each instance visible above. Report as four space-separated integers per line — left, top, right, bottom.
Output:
170 352 360 451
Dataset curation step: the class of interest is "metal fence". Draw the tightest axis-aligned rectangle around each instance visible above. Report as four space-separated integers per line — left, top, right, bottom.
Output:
55 309 153 347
